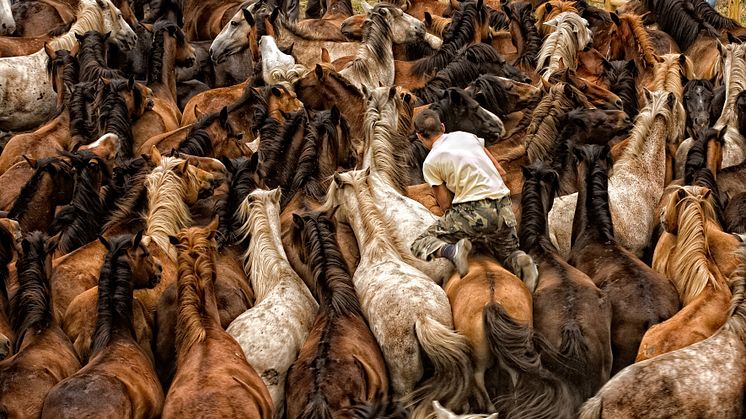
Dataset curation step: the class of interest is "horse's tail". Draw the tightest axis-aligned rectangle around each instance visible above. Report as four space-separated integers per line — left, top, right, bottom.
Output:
483 302 575 419
298 394 334 419
405 316 473 418
537 322 590 389
577 395 603 419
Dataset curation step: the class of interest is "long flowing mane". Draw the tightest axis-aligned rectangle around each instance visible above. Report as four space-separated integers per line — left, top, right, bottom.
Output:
618 13 660 68
237 188 301 302
8 158 65 220
715 43 746 128
9 232 54 353
363 87 410 193
577 145 615 243
651 54 694 101
148 20 185 85
519 161 560 255
658 186 725 305
91 234 136 354
509 0 541 70
725 239 746 337
536 12 592 79
340 5 394 88
689 0 742 30
48 0 108 51
144 156 199 260
78 31 125 83
615 91 675 169
96 79 139 158
217 156 261 247
102 157 152 234
605 60 639 119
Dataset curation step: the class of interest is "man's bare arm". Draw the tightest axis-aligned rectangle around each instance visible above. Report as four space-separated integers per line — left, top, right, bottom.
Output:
484 147 507 177
433 184 453 211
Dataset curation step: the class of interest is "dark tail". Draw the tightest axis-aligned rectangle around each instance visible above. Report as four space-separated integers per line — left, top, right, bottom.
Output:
298 394 333 419
536 322 595 404
483 303 575 419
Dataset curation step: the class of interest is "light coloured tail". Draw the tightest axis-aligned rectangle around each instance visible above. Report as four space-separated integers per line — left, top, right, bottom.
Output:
404 316 473 419
577 395 603 419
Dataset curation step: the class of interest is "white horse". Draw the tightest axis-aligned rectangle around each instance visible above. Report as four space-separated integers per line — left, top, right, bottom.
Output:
548 90 682 258
209 1 257 64
325 169 473 418
0 0 136 131
259 35 307 85
227 188 317 414
0 0 14 35
536 12 592 79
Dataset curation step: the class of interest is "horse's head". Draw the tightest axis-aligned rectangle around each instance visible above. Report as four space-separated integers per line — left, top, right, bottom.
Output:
0 0 15 35
39 157 76 205
96 0 137 50
431 88 505 144
373 3 425 44
101 77 154 117
154 20 196 68
124 231 161 288
210 7 253 64
340 13 366 39
268 84 303 118
81 133 120 170
683 80 715 136
45 45 80 108
563 107 632 138
325 170 367 223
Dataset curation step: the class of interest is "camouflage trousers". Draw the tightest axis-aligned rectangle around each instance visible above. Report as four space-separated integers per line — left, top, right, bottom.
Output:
411 196 528 276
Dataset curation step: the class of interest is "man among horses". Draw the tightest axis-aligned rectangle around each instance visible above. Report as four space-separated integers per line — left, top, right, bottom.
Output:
410 109 538 288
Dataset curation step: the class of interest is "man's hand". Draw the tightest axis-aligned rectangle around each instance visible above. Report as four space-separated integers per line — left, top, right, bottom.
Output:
433 184 453 211
484 147 507 178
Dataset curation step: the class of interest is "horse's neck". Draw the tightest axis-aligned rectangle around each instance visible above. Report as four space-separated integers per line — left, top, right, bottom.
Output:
49 7 104 51
176 260 221 353
347 27 394 86
717 54 746 128
145 182 191 260
151 37 178 103
23 175 58 232
326 81 365 137
247 206 296 301
519 192 552 255
344 185 401 262
615 114 667 178
572 166 614 247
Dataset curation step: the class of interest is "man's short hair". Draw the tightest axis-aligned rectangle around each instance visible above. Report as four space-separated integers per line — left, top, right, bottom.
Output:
414 109 443 139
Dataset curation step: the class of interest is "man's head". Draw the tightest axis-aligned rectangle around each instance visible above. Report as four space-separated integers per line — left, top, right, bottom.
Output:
414 109 445 149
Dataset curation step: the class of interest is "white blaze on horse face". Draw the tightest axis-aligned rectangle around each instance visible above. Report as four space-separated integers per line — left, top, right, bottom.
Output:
0 0 15 35
210 8 251 63
424 33 443 49
482 107 506 138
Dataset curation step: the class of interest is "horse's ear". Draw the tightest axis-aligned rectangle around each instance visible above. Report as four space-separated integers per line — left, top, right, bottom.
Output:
727 32 740 44
69 41 80 57
127 75 135 91
75 32 85 42
718 126 728 142
314 64 324 79
642 87 652 104
665 92 675 109
44 43 56 60
520 165 532 178
448 89 461 104
388 86 397 100
609 11 620 26
286 43 294 56
292 213 304 229
248 151 259 171
716 40 726 58
601 57 612 72
403 93 412 104
220 106 229 125
321 47 330 63
270 86 282 97
22 155 37 169
150 145 162 166
242 8 255 25
98 235 111 250
45 233 61 255
361 85 369 98
332 172 343 185
175 160 189 175
103 32 111 41
625 59 637 76
544 3 552 12
270 7 279 23
563 83 574 99
194 105 205 120
330 105 340 123
132 229 144 248
539 76 551 92
100 77 111 88
168 235 179 245
424 11 432 25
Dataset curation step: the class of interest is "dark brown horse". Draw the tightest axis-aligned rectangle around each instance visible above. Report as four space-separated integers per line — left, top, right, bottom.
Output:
0 219 18 360
41 232 164 419
285 211 388 418
162 220 273 418
568 144 680 375
519 161 612 414
0 231 81 418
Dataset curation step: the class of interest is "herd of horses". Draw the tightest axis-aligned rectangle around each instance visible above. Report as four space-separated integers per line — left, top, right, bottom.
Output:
0 0 745 416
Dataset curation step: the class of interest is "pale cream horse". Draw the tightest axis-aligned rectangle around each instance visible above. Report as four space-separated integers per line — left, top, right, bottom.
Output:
549 90 682 258
227 188 317 414
325 169 473 419
536 11 592 80
0 0 136 131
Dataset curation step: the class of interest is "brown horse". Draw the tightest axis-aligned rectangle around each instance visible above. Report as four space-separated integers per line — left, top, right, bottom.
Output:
0 232 81 418
182 0 244 41
132 20 196 153
285 211 387 418
519 161 612 414
637 186 732 362
579 240 746 419
0 219 19 360
568 144 680 375
42 233 163 419
161 220 273 418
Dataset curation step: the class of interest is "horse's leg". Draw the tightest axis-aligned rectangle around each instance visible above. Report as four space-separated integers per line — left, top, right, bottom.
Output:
474 366 496 413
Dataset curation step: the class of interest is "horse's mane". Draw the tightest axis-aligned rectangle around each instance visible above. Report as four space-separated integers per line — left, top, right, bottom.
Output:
9 232 53 353
651 54 693 101
97 80 136 159
616 91 675 168
91 234 137 354
0 223 15 305
78 31 125 83
715 44 746 128
174 226 217 352
340 5 394 86
510 0 541 69
725 239 746 336
526 82 590 163
470 75 512 115
535 0 577 27
578 145 615 242
605 60 639 119
8 158 65 221
300 211 363 317
270 110 309 191
737 90 746 137
618 13 660 68
684 129 709 184
519 161 560 254
666 185 724 305
217 156 261 247
689 0 741 31
148 20 185 85
691 167 725 226
49 151 110 254
145 156 198 260
642 0 717 51
102 157 151 234
364 87 409 193
426 13 451 37
536 12 591 78
237 188 303 302
46 50 81 113
177 129 214 157
69 81 98 143
49 0 107 51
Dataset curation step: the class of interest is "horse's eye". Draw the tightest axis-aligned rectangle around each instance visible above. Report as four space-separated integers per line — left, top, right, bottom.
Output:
231 21 239 27
580 84 588 91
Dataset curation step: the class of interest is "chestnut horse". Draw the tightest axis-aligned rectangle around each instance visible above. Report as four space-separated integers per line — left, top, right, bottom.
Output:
637 186 733 361
0 232 80 418
285 211 388 418
41 233 164 419
162 221 273 418
568 144 679 375
579 240 746 419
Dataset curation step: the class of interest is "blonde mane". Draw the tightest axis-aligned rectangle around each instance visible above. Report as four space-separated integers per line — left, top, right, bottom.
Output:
725 239 746 337
425 14 451 37
48 0 114 51
525 82 591 162
237 188 301 302
144 156 199 260
651 54 695 101
535 0 577 36
536 12 592 79
715 43 746 128
362 87 408 193
616 90 676 169
619 13 660 68
660 186 725 305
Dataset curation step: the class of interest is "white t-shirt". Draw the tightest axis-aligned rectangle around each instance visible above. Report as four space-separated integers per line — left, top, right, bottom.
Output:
422 131 510 204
